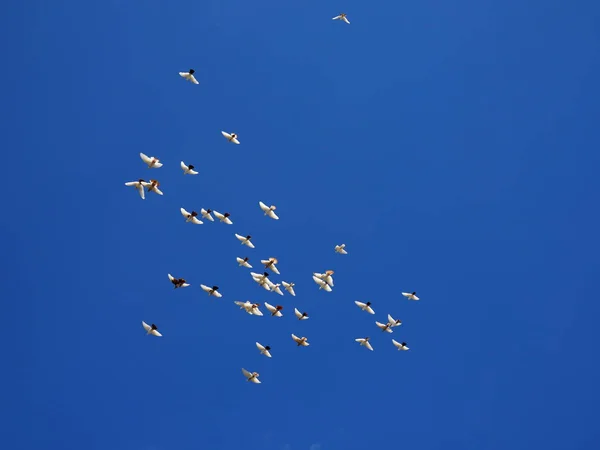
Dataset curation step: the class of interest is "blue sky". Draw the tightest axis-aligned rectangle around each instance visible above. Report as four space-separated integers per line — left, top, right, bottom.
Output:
2 0 600 449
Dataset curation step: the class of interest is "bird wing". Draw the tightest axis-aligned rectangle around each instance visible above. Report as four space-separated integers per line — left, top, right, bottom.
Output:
139 153 152 165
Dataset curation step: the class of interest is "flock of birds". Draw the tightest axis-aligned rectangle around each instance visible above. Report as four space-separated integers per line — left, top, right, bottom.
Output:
129 13 422 385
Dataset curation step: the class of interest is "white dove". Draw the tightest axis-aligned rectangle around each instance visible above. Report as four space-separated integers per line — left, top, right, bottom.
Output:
332 13 350 24
294 308 309 320
241 368 261 384
355 337 374 351
180 208 203 224
142 321 162 337
312 275 332 292
140 152 163 169
259 201 279 220
200 208 215 222
234 301 262 316
124 179 147 199
387 313 402 327
376 321 394 333
200 284 222 298
180 161 198 175
282 281 296 296
264 302 284 317
335 244 348 254
143 179 163 196
392 339 410 351
236 257 253 268
235 234 255 248
261 257 280 274
221 131 240 144
255 342 272 358
402 291 420 301
291 334 310 347
179 69 199 84
168 273 190 289
354 301 375 315
213 211 233 224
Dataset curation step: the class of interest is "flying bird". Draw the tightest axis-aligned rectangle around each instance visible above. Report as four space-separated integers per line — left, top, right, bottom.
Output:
235 234 255 248
255 342 272 358
355 337 374 351
144 180 163 196
259 201 279 220
221 131 240 144
282 281 296 296
236 257 253 268
376 321 394 333
335 244 348 254
241 368 261 384
200 208 215 222
179 69 199 84
180 161 198 175
262 257 280 274
264 302 283 317
139 153 163 169
392 339 410 351
124 179 147 199
402 292 420 301
180 208 203 224
294 308 309 320
354 301 375 315
387 313 402 327
213 211 233 224
234 301 262 316
142 321 162 337
332 13 350 24
291 334 310 347
168 273 190 289
200 284 222 298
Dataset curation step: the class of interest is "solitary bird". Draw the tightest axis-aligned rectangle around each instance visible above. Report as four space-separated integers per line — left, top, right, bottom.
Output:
354 301 375 315
355 337 374 351
200 284 222 298
241 368 261 384
180 161 198 175
332 13 350 24
179 69 199 84
294 308 309 320
142 321 162 337
335 244 348 254
291 334 310 347
221 131 240 144
235 234 255 249
168 273 190 289
139 153 163 169
255 342 272 358
392 339 410 351
259 201 279 220
236 257 253 268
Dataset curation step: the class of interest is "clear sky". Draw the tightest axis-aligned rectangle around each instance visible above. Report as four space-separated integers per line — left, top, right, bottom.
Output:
2 1 600 449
